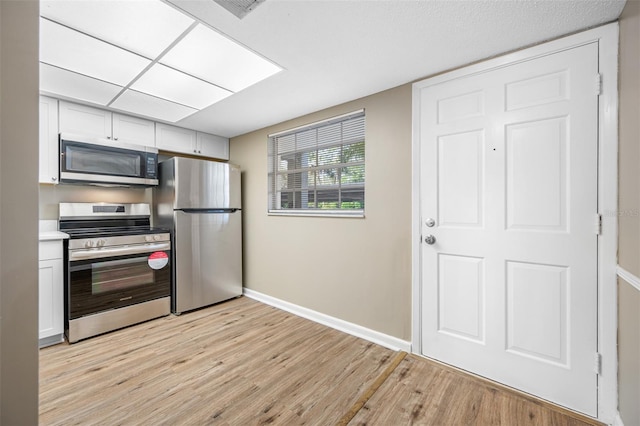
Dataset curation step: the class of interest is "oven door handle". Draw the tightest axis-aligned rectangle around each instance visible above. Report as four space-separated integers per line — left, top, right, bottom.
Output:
69 242 171 261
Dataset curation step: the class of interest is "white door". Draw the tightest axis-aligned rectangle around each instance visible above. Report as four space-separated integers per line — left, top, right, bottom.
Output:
418 42 599 416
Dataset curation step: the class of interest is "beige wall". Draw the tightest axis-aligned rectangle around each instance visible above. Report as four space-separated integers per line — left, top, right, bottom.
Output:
230 85 413 340
617 1 640 425
0 0 40 423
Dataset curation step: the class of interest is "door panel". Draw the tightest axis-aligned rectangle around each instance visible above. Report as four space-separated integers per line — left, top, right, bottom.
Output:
438 131 484 228
419 42 599 416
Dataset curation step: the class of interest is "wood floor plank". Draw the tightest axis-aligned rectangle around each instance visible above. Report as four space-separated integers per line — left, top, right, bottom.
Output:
348 354 603 426
40 297 603 426
39 297 394 426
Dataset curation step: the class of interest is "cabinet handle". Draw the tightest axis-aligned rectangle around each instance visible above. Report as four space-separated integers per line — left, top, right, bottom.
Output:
51 177 57 181
114 137 118 141
107 136 111 140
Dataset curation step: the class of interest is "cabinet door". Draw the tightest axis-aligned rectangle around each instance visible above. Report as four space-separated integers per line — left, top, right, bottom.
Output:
112 113 155 147
39 258 63 341
196 132 229 160
155 123 196 154
39 96 59 184
59 101 112 139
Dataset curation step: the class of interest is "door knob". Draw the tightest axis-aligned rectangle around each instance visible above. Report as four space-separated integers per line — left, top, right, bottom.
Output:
424 235 436 245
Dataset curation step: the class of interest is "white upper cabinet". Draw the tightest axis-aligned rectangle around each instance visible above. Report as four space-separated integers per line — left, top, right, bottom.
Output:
155 123 196 153
197 132 229 160
39 96 60 184
59 101 111 139
156 123 229 160
59 101 155 147
42 99 228 167
112 113 155 146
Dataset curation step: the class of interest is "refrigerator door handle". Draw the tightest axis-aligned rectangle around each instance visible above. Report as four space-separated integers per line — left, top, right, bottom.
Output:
179 208 239 214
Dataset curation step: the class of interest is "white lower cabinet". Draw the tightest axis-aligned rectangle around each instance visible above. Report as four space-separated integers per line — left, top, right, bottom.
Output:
39 240 64 347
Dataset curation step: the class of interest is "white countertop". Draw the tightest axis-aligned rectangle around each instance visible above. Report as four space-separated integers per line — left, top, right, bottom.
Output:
39 231 69 241
39 220 69 241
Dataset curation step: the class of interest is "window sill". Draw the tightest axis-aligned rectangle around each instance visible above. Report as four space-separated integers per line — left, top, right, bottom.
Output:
268 209 364 218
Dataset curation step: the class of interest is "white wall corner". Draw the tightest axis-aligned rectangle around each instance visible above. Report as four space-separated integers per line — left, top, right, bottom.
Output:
613 412 625 426
243 288 412 353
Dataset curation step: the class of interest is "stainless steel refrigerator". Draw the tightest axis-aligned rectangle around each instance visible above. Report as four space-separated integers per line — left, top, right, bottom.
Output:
153 157 242 314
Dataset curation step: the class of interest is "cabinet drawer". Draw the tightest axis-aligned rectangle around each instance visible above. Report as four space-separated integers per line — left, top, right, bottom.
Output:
39 241 63 261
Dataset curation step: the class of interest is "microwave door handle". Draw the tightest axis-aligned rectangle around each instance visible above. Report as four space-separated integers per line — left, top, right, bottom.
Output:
70 242 171 261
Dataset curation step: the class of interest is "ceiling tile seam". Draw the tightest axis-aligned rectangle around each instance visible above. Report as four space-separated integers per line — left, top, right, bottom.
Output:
41 17 235 108
162 2 285 73
115 88 200 113
155 63 236 95
39 62 122 92
40 16 154 61
106 20 200 108
40 17 233 108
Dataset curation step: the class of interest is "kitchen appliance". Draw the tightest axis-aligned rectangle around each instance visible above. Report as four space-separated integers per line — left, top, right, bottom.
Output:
154 157 242 314
59 133 159 186
59 203 171 343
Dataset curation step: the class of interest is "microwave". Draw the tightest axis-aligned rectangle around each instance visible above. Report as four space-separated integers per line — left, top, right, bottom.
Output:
59 133 159 186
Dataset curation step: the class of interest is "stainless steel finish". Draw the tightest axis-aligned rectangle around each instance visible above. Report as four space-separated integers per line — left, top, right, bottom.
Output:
173 210 242 314
153 157 243 314
59 171 158 186
68 233 169 250
59 134 158 186
424 235 436 245
66 296 170 343
425 218 436 227
156 157 241 210
60 202 151 220
69 241 171 261
60 133 158 154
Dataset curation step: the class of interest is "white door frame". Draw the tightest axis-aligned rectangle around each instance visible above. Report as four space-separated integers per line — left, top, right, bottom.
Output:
411 23 619 423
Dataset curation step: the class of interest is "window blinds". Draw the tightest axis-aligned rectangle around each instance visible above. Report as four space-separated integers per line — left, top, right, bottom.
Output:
268 110 365 214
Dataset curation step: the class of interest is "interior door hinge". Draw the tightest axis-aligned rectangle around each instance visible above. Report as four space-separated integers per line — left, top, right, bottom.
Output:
594 352 602 375
595 213 603 235
595 73 602 96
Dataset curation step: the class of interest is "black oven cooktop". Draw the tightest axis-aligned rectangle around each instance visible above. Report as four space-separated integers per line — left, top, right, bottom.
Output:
62 224 169 239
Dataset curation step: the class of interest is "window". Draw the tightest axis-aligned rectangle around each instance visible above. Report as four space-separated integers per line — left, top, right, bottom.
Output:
268 110 365 216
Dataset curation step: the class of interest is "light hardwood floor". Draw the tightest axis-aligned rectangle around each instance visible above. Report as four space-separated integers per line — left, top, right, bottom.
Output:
40 297 601 425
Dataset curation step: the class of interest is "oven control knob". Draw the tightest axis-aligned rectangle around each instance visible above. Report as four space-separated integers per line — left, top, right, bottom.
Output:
145 235 153 242
97 239 106 247
84 240 94 248
153 235 162 241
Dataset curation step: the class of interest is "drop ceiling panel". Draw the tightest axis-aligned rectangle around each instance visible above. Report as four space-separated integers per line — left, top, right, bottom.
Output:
160 24 282 92
40 0 195 58
40 63 122 106
39 18 151 86
131 64 233 109
111 90 198 123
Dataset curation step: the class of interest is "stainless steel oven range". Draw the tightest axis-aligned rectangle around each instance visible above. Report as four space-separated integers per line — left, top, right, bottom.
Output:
59 203 171 343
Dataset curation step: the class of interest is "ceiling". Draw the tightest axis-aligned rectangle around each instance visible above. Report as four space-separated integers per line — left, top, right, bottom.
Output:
42 0 627 138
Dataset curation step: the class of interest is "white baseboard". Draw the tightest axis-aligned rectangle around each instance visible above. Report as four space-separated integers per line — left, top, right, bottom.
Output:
243 288 412 353
617 265 640 292
613 412 624 426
